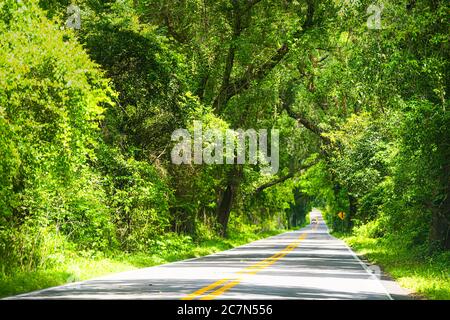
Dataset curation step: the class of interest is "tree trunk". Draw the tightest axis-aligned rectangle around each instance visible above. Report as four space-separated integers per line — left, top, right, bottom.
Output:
217 167 241 237
348 194 357 231
429 173 450 250
429 161 450 250
217 184 234 237
429 208 449 250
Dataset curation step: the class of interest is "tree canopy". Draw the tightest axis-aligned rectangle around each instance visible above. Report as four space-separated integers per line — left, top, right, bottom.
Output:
0 0 448 289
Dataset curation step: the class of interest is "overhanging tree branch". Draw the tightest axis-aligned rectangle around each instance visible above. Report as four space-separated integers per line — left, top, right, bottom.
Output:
253 159 319 196
219 0 243 102
283 102 331 145
214 44 289 112
213 0 316 113
163 12 187 43
254 172 294 195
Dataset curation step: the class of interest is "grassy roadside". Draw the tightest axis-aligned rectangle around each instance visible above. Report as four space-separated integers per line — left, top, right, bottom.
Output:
0 228 285 298
332 232 450 300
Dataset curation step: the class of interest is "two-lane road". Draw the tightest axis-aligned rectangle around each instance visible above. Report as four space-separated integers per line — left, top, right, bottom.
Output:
8 209 411 300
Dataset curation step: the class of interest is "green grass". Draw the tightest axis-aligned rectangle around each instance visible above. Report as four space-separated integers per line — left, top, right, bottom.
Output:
333 232 450 300
0 228 285 298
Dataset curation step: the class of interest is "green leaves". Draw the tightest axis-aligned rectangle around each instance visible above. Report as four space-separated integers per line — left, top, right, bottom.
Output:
1 0 448 282
0 2 115 263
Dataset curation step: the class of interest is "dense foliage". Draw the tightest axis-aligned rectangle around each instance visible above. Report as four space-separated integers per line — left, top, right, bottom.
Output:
0 0 448 297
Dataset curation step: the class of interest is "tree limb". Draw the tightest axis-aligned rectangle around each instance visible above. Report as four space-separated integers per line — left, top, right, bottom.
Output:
253 160 319 196
163 13 187 43
283 102 331 145
254 172 294 195
214 43 289 112
220 0 242 97
213 0 316 113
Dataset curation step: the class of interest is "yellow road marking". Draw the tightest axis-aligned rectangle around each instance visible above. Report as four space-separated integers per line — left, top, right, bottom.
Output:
181 278 230 300
238 252 284 273
239 233 308 273
182 225 317 300
200 279 242 300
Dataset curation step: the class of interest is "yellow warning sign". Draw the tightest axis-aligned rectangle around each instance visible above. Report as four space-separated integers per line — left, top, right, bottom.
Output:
338 211 345 220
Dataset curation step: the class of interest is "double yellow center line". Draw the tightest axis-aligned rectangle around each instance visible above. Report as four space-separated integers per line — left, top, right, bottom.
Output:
182 226 317 300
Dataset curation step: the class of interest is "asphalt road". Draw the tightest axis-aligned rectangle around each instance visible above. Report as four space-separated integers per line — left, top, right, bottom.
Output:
8 209 411 300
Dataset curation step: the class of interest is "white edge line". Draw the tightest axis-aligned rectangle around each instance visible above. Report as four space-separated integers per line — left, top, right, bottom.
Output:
317 209 393 300
327 233 394 300
345 242 394 300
